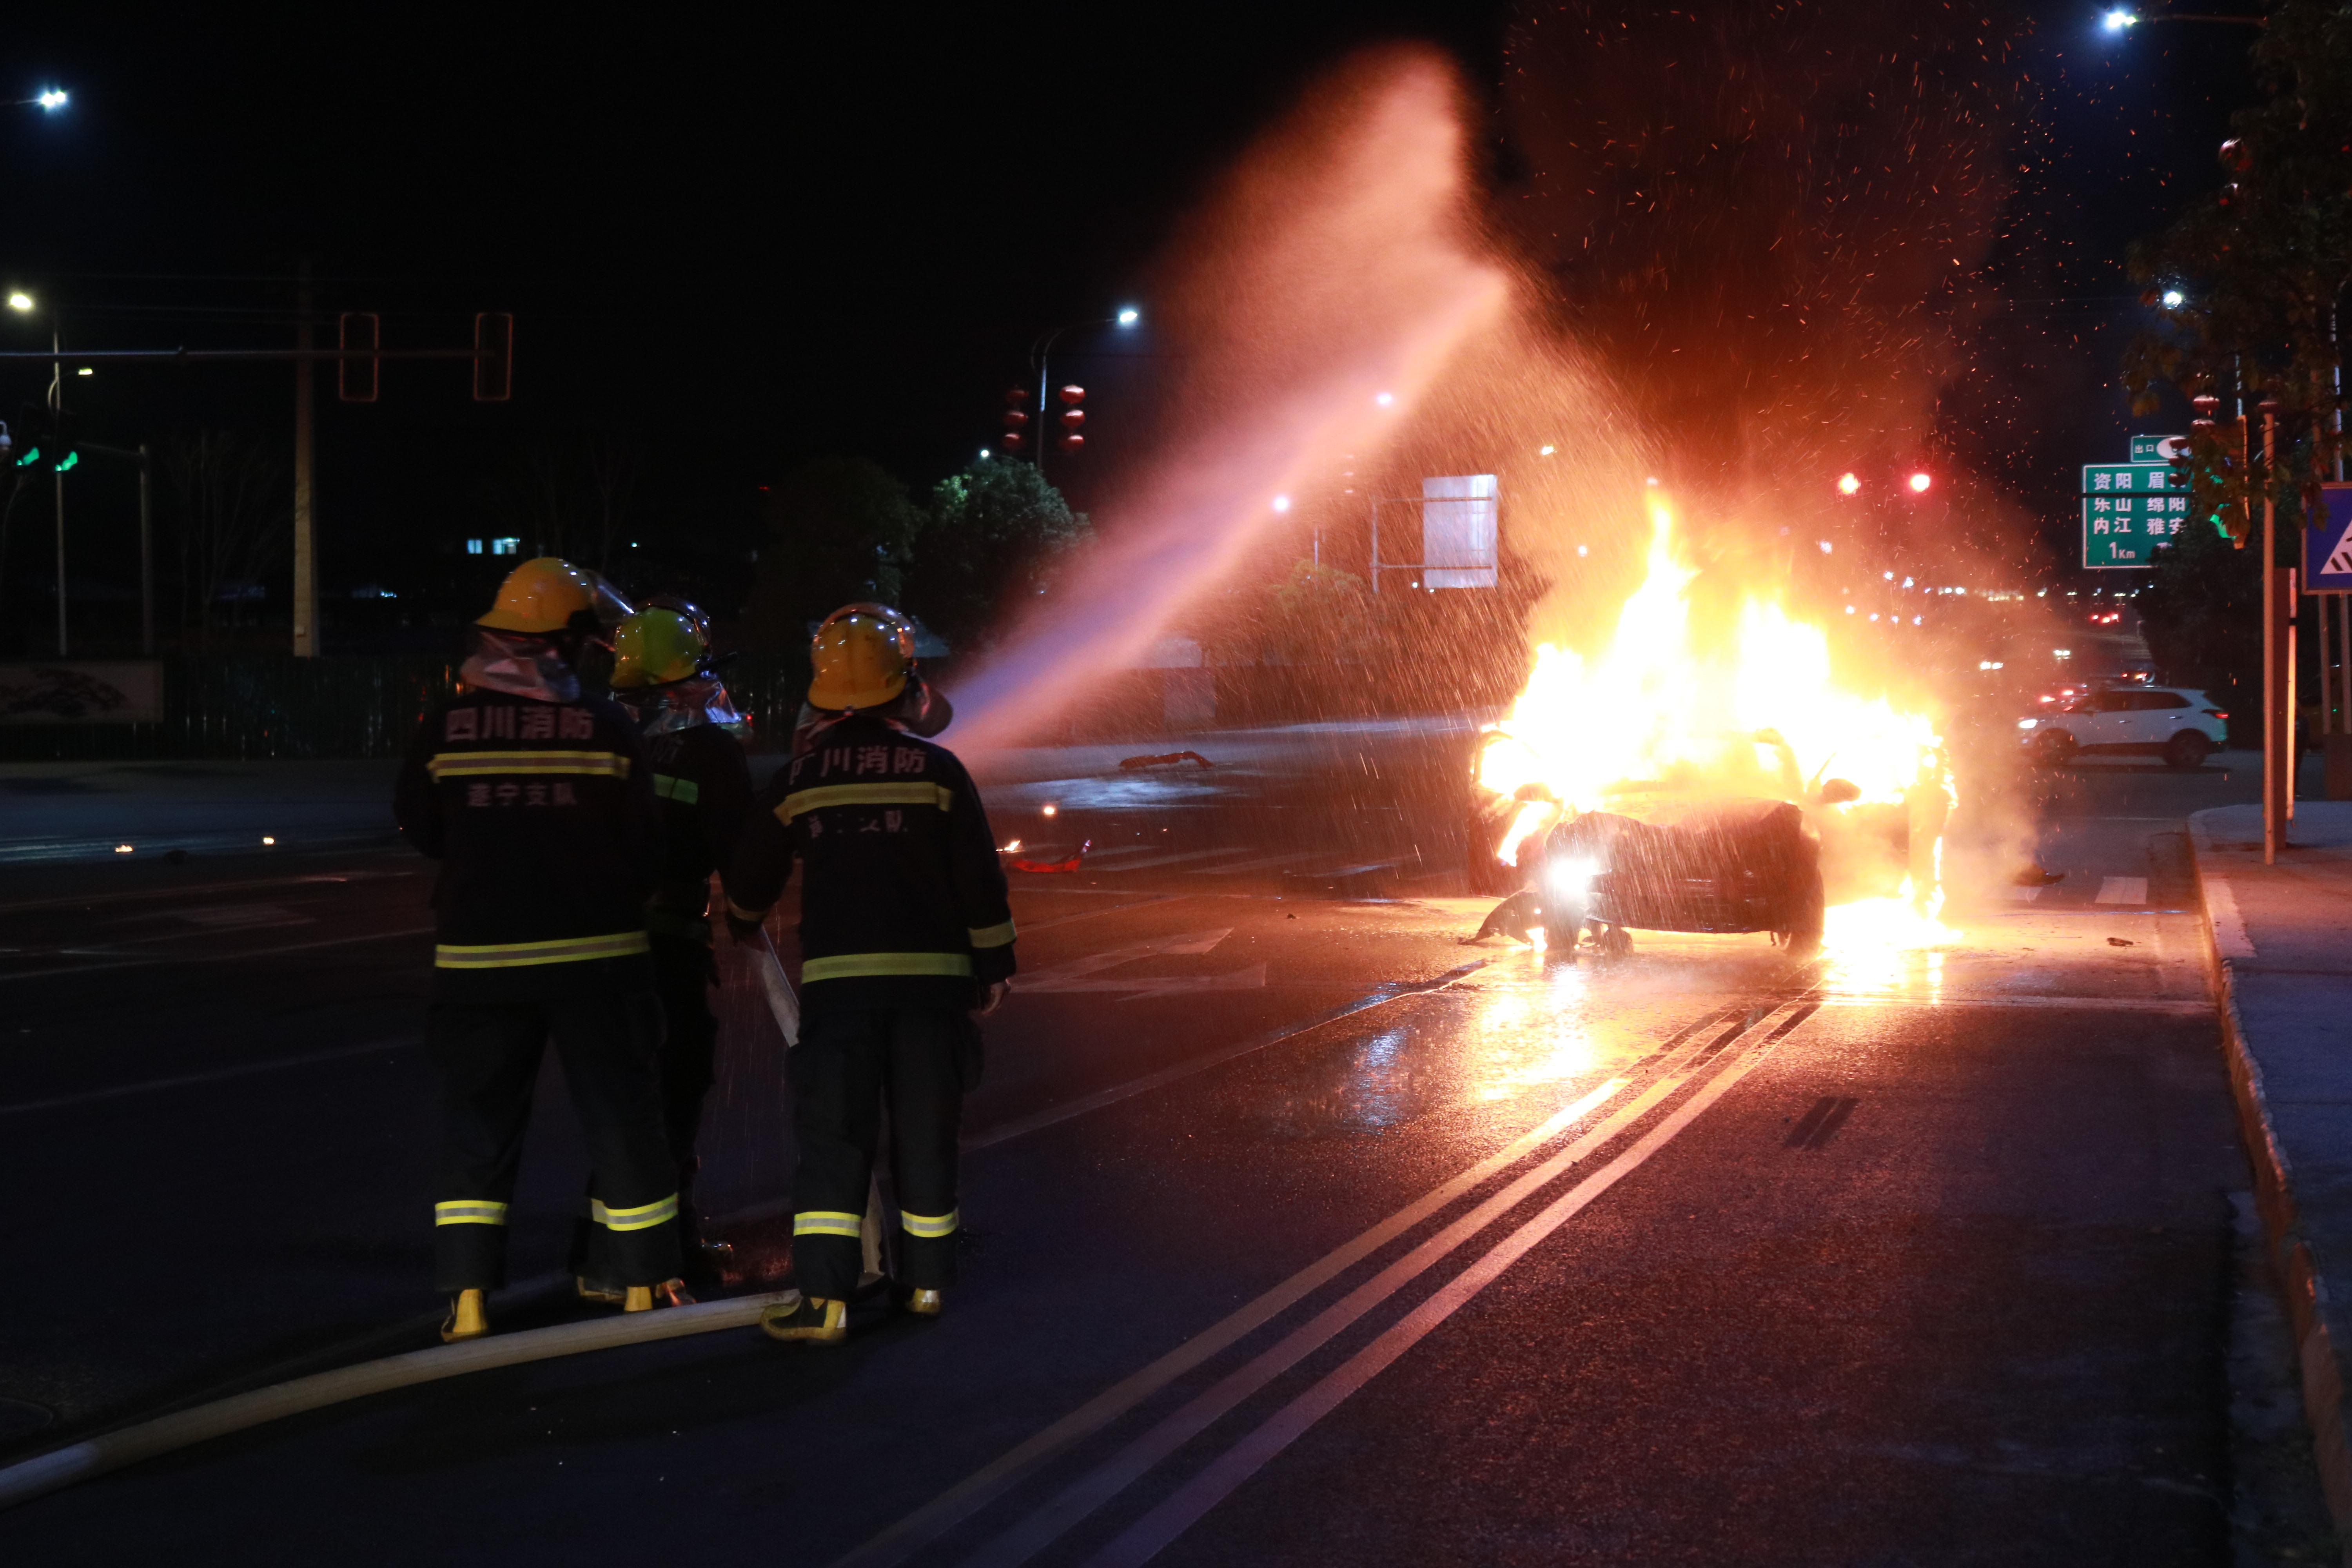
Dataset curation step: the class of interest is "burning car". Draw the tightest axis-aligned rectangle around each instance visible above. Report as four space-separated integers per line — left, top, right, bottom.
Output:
1467 504 1949 958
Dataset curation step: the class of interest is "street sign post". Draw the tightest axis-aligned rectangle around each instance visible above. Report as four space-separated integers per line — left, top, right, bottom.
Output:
2082 462 2190 568
2129 434 2189 463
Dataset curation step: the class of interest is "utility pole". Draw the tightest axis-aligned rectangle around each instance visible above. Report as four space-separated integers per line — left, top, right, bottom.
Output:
2263 399 2292 862
292 263 317 658
50 324 65 657
138 443 152 656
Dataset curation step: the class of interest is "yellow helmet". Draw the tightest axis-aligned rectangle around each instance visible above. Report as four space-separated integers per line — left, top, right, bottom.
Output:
808 604 913 711
478 557 596 635
610 606 711 689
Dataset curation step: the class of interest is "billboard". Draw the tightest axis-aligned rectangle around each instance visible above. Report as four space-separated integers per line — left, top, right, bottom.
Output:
1421 474 1498 588
0 662 165 724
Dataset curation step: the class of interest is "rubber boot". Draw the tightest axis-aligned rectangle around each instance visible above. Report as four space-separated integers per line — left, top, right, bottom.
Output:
576 1277 626 1305
441 1289 489 1343
760 1294 848 1344
904 1289 943 1318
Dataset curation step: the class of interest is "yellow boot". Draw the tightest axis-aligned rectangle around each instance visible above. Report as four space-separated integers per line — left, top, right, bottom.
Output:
622 1279 695 1313
904 1289 943 1318
441 1289 489 1343
760 1294 848 1344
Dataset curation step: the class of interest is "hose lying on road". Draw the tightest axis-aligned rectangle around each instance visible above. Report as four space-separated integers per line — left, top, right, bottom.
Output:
0 1289 797 1512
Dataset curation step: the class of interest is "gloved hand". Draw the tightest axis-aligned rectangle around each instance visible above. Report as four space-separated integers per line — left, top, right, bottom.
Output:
975 980 1008 1016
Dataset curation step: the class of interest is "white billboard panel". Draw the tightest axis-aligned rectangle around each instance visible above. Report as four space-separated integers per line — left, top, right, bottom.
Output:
1421 474 1498 588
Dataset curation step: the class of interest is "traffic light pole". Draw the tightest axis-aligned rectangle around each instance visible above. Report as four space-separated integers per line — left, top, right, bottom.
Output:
293 269 317 658
2262 401 2292 864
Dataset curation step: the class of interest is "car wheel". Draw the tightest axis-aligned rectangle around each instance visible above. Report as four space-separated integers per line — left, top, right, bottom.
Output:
2163 731 2211 770
2031 730 2077 768
1779 858 1826 956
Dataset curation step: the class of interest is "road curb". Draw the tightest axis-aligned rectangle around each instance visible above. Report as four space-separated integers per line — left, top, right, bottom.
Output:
2185 815 2352 1563
0 1290 796 1513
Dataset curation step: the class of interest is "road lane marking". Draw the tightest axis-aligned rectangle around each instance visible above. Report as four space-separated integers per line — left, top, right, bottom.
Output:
0 925 435 984
960 1002 1804 1568
0 1037 420 1117
962 960 1493 1152
1095 848 1254 872
0 867 413 917
838 999 1759 1568
1087 1002 1821 1568
2096 876 2149 905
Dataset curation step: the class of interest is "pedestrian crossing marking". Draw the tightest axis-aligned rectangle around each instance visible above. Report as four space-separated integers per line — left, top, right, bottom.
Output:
2094 876 2148 905
2327 513 2352 577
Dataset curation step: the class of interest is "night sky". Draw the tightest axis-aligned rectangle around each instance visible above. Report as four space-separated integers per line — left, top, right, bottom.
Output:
0 2 2261 650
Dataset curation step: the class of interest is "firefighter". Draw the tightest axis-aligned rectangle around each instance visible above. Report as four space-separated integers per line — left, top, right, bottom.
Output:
570 600 754 1298
393 557 684 1342
727 605 1014 1343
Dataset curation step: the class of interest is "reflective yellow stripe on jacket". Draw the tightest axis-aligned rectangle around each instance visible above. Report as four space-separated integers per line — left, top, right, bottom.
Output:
435 1200 509 1226
799 951 973 984
653 773 700 804
967 919 1016 949
434 931 651 969
428 750 632 780
777 781 955 822
900 1208 959 1239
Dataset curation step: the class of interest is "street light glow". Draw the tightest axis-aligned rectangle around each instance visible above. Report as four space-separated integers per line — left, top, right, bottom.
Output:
1271 495 1291 513
1907 471 1933 493
2102 9 2138 32
1837 472 1861 495
5 293 31 312
36 89 67 111
1374 391 1394 407
2161 288 2185 309
1115 307 1140 327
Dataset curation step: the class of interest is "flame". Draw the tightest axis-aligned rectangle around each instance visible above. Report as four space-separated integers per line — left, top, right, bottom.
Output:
1478 502 1951 938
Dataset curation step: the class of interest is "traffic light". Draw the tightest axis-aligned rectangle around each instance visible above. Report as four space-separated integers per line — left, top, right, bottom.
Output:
12 407 71 471
1057 384 1085 452
1000 387 1030 453
338 311 379 403
472 311 513 402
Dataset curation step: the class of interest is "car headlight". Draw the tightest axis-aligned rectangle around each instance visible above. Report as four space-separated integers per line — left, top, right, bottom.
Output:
1545 857 1598 898
2016 718 2038 730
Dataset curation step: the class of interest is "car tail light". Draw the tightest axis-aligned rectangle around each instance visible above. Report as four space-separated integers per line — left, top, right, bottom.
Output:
2206 710 2228 719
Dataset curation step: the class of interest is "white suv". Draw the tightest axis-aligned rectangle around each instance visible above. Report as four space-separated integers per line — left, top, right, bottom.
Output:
2018 686 2228 769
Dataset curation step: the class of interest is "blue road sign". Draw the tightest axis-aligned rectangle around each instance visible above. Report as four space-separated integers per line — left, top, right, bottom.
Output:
2308 483 2352 593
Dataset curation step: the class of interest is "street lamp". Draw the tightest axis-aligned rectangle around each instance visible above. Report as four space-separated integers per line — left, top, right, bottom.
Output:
2100 6 2262 31
6 89 69 111
1116 306 1141 327
6 293 30 313
2161 288 2186 309
2102 9 2138 30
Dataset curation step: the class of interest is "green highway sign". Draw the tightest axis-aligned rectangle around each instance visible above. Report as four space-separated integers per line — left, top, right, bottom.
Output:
2083 463 2190 570
2129 434 2188 463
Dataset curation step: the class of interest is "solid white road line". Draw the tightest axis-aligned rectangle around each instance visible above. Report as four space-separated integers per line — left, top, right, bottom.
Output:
0 925 435 983
0 1038 421 1117
2095 876 2149 905
1087 1002 1820 1568
836 1002 1757 1568
960 1010 1787 1568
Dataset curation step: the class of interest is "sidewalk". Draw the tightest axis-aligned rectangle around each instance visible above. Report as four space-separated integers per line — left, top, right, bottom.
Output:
2189 800 2352 1545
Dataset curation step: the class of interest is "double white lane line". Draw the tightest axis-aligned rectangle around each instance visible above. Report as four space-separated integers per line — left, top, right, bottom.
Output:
837 993 1821 1568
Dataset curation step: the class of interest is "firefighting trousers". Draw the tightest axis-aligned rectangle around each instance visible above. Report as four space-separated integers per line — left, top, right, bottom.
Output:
428 993 681 1292
788 1006 969 1300
572 935 719 1276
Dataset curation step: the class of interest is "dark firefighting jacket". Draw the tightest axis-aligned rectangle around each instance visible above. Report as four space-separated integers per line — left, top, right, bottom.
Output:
727 714 1015 1015
394 686 663 1001
642 721 753 942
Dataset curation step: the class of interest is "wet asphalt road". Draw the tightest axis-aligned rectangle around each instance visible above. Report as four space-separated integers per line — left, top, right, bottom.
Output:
0 724 2292 1563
